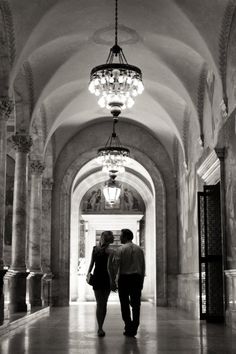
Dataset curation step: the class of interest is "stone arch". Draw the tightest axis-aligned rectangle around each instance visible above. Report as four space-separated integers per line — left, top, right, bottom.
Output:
70 165 155 303
51 120 178 306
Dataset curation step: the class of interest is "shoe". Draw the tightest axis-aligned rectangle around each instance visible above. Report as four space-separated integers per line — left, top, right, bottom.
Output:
123 331 136 337
97 329 105 337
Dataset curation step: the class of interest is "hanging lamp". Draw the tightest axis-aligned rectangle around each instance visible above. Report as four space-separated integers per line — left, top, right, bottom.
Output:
103 173 121 205
88 0 144 117
97 117 129 174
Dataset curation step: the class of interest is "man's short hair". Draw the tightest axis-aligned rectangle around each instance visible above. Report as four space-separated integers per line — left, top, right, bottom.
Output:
121 228 133 241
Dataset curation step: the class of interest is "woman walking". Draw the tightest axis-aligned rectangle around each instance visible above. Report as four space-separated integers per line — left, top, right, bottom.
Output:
86 231 115 337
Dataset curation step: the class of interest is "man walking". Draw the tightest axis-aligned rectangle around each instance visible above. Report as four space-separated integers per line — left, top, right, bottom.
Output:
114 228 145 337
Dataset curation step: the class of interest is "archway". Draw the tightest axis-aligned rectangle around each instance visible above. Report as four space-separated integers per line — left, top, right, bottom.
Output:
69 159 156 303
51 120 177 307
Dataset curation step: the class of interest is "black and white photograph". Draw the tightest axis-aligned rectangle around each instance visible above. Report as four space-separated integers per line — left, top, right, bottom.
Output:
0 0 236 353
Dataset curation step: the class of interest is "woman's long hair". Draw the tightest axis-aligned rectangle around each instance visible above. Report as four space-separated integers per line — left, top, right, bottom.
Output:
96 231 114 254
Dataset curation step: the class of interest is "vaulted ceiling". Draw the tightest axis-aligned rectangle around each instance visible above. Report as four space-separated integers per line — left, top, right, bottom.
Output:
6 0 228 161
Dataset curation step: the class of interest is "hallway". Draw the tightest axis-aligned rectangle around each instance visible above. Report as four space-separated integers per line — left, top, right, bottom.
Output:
1 303 236 354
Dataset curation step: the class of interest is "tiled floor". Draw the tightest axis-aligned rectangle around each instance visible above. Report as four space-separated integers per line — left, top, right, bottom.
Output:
0 302 236 353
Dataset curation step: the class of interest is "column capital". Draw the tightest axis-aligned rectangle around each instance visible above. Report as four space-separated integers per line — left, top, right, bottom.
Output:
0 97 14 121
12 133 32 153
30 160 45 175
42 178 54 190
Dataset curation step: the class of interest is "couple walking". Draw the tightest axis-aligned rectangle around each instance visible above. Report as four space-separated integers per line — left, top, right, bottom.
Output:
86 229 145 338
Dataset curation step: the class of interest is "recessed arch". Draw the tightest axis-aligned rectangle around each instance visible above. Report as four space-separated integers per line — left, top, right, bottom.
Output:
51 120 178 307
70 167 156 302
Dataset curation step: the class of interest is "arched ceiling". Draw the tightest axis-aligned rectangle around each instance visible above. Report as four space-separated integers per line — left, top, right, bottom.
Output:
7 0 227 161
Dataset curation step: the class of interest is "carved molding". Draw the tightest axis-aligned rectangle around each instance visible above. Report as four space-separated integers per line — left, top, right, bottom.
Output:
39 104 47 144
0 97 13 120
197 64 207 145
173 137 179 190
0 0 16 66
30 160 45 175
183 109 190 168
225 269 236 277
42 178 53 190
219 0 236 110
197 150 220 185
220 99 228 120
23 61 34 116
12 133 32 153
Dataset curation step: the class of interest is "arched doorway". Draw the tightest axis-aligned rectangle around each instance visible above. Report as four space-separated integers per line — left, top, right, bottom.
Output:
51 120 177 307
69 159 155 302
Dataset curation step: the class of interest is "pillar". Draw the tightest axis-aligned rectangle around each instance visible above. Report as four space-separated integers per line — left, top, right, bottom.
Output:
41 178 53 306
27 160 44 307
215 147 227 314
6 133 32 313
0 98 13 322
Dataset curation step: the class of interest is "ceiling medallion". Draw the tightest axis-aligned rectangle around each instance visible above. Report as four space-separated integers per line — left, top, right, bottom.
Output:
88 0 144 117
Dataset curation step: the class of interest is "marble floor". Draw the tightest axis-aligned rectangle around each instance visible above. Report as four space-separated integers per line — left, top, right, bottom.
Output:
0 302 236 354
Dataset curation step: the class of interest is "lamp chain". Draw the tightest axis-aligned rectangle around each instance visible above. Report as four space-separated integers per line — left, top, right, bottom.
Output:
115 0 118 46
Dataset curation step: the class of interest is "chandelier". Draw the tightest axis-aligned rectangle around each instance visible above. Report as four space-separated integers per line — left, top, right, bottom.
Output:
97 117 129 174
103 173 121 205
88 0 144 117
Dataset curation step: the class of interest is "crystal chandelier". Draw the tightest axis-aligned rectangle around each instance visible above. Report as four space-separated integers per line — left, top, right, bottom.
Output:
103 173 121 205
88 0 144 117
97 117 129 174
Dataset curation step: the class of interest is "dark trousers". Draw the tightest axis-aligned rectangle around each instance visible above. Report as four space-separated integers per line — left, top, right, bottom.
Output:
118 274 143 334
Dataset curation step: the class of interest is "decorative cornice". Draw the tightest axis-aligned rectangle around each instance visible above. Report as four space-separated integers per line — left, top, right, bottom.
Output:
197 150 220 184
225 269 236 277
42 178 53 190
0 97 13 120
218 0 236 111
12 133 32 153
0 0 16 66
30 160 45 175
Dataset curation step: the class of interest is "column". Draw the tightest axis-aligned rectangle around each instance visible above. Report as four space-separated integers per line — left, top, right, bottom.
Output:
6 133 32 313
0 98 13 323
215 147 227 314
41 178 53 306
27 160 45 307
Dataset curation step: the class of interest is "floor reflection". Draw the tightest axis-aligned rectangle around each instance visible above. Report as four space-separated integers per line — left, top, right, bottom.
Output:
0 303 236 354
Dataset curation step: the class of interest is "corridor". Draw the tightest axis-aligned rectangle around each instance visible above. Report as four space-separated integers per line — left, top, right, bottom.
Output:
1 303 236 354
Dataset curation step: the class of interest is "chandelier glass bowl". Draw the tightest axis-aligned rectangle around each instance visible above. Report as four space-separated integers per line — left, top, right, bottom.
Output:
88 0 144 117
97 117 130 174
88 53 144 116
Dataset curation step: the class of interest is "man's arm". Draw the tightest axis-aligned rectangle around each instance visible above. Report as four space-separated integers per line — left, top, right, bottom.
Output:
108 247 121 289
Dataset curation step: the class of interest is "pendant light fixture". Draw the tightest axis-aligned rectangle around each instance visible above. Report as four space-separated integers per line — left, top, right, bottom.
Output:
88 0 144 117
103 173 121 205
97 117 129 174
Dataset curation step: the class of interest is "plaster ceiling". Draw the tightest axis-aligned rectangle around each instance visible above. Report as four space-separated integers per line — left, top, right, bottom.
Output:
8 0 227 161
